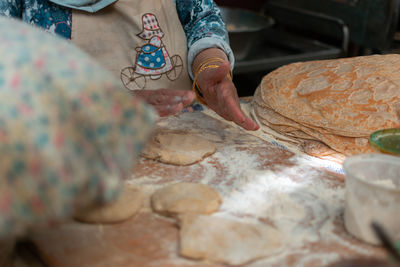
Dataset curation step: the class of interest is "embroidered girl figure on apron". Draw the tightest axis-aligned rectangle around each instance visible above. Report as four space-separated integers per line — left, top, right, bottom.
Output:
121 13 183 91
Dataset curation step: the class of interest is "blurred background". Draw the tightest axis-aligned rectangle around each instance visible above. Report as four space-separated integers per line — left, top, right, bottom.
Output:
215 0 400 96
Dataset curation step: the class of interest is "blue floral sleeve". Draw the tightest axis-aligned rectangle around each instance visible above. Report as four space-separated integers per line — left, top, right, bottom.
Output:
0 0 21 17
175 0 235 78
0 0 71 39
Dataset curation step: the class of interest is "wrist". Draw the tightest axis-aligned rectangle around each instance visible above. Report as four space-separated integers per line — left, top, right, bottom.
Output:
192 58 232 105
192 48 229 75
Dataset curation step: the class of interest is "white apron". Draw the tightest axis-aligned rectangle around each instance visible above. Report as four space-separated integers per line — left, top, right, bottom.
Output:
71 0 192 91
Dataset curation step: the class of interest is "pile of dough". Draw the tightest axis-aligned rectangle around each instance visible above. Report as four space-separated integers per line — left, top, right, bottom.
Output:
75 186 143 223
141 132 216 165
151 182 222 217
179 214 282 265
254 54 400 157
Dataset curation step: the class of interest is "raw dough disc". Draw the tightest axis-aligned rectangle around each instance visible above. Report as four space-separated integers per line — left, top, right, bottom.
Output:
141 132 216 166
151 182 222 217
179 214 282 265
75 186 143 224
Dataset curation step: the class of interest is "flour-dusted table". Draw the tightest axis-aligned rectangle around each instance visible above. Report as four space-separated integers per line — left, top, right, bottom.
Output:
30 106 386 267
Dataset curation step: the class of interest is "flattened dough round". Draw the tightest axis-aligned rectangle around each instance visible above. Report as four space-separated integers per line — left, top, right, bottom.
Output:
75 186 143 223
151 182 222 217
141 132 216 165
179 214 282 265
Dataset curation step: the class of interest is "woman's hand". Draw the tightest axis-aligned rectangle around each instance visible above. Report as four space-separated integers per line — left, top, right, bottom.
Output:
193 49 259 131
132 89 195 117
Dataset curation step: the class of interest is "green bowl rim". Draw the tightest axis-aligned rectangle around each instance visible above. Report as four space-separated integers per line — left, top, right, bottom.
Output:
369 128 400 155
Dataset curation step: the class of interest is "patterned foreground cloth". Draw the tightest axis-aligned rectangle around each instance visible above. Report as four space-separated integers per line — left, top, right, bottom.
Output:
0 17 157 238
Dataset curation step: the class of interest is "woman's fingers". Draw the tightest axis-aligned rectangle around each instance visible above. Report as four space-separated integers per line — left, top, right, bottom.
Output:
129 80 258 129
200 73 259 131
217 86 259 131
139 89 195 105
132 89 195 117
155 102 184 117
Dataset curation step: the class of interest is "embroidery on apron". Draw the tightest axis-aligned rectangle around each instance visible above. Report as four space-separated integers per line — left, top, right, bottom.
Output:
120 13 183 91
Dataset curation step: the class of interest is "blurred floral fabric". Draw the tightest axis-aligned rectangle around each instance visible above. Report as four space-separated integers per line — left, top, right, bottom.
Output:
0 17 157 238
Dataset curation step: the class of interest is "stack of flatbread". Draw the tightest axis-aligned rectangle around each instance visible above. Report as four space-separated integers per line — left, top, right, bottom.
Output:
253 54 400 160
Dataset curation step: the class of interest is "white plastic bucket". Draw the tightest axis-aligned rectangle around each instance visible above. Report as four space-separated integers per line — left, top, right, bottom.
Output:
343 154 400 245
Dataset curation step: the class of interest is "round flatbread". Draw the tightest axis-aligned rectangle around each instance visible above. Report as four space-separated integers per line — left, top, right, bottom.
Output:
151 182 222 217
258 54 400 137
141 132 216 165
75 186 143 223
179 214 282 265
254 54 400 156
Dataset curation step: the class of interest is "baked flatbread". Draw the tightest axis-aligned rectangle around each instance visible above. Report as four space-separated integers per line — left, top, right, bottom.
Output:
254 54 400 157
257 54 400 137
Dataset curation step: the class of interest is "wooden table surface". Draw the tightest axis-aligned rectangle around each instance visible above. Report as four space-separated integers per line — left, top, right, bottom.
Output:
29 108 387 267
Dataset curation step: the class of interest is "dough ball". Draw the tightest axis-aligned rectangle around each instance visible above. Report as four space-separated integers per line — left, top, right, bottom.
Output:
141 132 216 165
179 214 282 265
75 186 143 224
151 183 222 217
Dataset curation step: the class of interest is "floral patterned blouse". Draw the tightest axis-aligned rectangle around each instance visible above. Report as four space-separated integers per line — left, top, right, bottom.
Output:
0 16 157 238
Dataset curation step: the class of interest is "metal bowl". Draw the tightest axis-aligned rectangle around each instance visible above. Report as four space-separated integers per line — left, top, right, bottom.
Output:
220 7 274 61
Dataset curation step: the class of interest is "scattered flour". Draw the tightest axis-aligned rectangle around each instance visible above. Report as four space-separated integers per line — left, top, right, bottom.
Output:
127 111 382 266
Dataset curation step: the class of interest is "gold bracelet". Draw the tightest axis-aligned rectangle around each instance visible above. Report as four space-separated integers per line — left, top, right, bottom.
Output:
195 57 224 74
192 57 232 105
